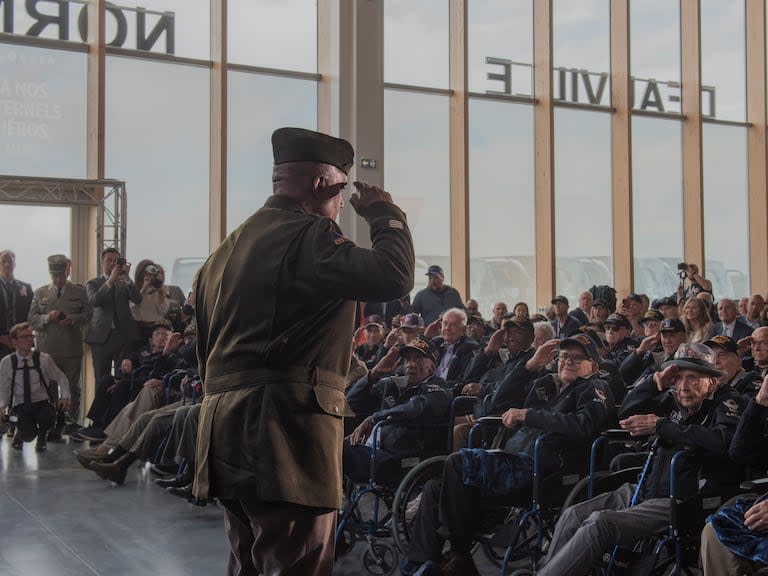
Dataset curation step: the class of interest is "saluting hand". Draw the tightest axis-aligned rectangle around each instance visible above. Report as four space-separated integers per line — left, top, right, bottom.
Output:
653 364 679 392
525 339 561 372
371 346 400 380
636 333 660 354
349 181 393 214
424 318 441 340
485 329 505 355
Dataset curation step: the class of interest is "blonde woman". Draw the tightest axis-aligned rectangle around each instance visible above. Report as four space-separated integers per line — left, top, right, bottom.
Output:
682 297 714 344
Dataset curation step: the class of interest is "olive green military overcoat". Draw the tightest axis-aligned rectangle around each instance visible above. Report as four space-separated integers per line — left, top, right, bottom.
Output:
193 195 414 508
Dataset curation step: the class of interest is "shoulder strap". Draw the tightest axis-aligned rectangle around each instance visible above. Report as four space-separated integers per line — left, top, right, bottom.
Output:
32 350 53 402
9 354 16 408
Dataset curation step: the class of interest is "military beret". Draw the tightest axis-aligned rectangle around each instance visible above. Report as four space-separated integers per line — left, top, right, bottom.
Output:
47 254 68 273
272 127 354 174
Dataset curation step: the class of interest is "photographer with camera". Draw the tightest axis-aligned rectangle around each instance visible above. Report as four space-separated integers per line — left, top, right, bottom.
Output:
130 260 179 340
84 248 142 381
676 262 712 303
0 322 70 451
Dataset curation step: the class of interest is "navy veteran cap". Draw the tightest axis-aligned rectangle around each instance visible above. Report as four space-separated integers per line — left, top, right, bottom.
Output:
400 313 425 329
501 313 534 334
639 310 664 324
272 127 354 174
365 315 385 329
551 295 569 306
604 313 632 330
657 296 678 308
704 334 739 354
400 335 440 364
624 293 643 304
560 333 601 365
661 342 724 377
47 254 68 273
426 265 444 278
660 317 686 333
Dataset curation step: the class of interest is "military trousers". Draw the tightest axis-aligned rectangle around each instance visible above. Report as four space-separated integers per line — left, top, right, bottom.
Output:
220 498 336 576
50 355 82 422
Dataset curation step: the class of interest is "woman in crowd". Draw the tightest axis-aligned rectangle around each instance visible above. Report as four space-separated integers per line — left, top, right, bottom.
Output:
682 296 714 344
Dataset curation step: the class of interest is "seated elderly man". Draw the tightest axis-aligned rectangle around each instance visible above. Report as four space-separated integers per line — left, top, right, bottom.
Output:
425 308 480 392
354 314 387 369
537 343 743 576
402 334 616 576
705 335 762 398
344 336 452 483
453 315 537 448
702 374 768 574
620 317 688 387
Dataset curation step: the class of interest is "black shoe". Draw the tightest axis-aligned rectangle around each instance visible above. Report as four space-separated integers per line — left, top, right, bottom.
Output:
89 461 127 485
47 428 64 442
11 436 23 450
166 483 193 500
149 462 178 477
78 427 106 442
155 475 190 489
6 424 16 437
35 440 47 452
62 422 84 436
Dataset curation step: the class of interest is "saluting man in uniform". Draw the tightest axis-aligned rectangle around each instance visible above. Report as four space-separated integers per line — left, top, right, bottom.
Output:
192 127 415 576
27 255 92 431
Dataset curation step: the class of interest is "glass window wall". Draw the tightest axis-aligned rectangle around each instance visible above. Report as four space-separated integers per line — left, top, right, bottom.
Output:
701 0 745 121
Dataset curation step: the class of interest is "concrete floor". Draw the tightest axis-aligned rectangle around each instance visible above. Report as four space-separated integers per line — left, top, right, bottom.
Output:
0 435 384 576
0 436 502 576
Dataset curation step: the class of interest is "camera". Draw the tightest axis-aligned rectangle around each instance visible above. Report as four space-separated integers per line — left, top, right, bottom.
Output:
677 262 688 279
117 257 127 267
145 265 163 288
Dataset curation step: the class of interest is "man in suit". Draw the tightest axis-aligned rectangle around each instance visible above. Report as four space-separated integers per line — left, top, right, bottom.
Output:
570 291 593 326
713 298 753 341
28 255 92 429
84 248 141 381
192 127 414 576
0 250 33 359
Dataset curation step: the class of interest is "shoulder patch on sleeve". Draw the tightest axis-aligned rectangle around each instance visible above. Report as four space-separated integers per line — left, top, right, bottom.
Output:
327 220 351 246
388 219 404 230
722 398 741 418
593 386 607 406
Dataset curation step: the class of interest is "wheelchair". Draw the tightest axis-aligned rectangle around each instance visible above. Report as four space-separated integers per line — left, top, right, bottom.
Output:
335 396 474 576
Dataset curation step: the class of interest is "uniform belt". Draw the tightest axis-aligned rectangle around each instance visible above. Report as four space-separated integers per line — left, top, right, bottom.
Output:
203 365 346 395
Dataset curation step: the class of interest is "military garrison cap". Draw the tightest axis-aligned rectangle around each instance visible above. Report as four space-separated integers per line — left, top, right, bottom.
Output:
272 127 354 174
47 254 68 273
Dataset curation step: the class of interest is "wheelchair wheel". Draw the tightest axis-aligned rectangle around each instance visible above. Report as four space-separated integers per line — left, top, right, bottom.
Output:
362 541 398 576
561 471 608 510
391 454 448 555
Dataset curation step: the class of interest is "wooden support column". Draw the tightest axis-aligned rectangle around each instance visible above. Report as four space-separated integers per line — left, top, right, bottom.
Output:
209 0 227 250
681 0 704 272
534 0 554 307
610 0 633 297
746 0 768 292
449 0 469 300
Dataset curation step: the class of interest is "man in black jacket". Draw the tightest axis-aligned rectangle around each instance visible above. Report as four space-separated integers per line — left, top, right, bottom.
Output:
344 336 451 483
538 342 743 576
402 334 616 576
619 317 688 387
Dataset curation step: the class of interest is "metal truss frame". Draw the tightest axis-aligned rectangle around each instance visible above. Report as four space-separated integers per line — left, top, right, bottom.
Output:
0 175 126 263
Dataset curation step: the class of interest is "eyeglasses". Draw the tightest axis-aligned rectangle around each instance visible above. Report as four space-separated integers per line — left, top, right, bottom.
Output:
558 352 590 364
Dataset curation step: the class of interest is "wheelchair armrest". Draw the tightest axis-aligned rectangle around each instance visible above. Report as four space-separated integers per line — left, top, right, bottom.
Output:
740 477 768 493
450 396 479 419
468 417 505 448
602 429 632 440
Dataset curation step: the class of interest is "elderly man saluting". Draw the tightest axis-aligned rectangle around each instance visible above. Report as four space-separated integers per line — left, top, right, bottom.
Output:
193 128 414 576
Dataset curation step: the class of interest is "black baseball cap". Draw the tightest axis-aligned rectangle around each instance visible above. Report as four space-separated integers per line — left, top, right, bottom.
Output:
660 318 686 334
604 313 632 330
560 334 601 365
400 335 440 364
426 265 444 278
501 314 534 334
704 335 739 354
551 295 569 306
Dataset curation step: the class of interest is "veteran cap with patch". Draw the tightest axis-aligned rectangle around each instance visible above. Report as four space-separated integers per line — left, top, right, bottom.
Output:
400 313 425 329
660 318 686 333
365 315 385 329
604 313 632 330
47 254 69 273
661 342 724 377
426 265 444 278
704 334 739 354
501 313 534 334
639 310 664 324
272 127 354 175
560 333 601 365
400 335 440 364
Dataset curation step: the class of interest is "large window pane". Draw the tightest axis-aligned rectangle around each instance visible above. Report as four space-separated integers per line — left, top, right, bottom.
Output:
106 0 208 58
632 117 683 300
555 109 612 300
229 0 317 72
384 90 450 297
227 73 317 232
384 0 448 89
630 0 680 115
701 0 745 121
469 100 535 316
0 44 86 177
553 0 610 108
3 206 70 290
468 0 533 96
703 124 749 299
106 57 209 280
